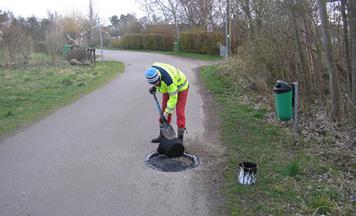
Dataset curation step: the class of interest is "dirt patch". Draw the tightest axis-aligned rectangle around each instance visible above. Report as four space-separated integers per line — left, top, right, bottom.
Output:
186 67 228 216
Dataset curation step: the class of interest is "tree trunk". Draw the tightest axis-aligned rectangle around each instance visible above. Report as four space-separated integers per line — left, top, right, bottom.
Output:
303 12 323 100
172 7 179 41
341 0 352 96
168 0 180 41
88 0 95 47
317 0 342 122
290 0 312 103
227 0 231 55
243 0 254 38
349 0 356 142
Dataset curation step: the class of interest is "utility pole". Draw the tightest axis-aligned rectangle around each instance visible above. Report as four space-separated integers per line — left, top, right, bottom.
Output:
225 0 231 58
89 0 94 46
99 18 104 64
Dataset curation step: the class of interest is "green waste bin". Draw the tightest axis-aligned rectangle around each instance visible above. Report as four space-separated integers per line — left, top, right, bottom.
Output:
273 80 293 121
62 45 72 56
173 41 180 52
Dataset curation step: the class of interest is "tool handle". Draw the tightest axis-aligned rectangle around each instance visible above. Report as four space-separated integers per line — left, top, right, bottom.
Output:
153 93 168 123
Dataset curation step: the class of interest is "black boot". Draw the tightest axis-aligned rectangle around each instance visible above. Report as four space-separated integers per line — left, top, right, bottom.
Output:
151 131 163 143
178 128 185 143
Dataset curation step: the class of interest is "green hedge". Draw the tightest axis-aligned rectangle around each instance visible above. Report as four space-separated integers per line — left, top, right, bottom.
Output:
112 33 175 51
179 31 223 55
110 31 223 54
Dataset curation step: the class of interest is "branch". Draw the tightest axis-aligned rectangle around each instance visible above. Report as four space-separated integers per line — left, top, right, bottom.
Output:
66 34 79 46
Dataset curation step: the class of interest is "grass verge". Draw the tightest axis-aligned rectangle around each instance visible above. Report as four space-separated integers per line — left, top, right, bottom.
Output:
0 61 124 136
200 65 353 215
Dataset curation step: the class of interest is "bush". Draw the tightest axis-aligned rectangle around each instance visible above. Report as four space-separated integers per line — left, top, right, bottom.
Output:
110 39 121 48
180 31 223 55
33 41 46 53
113 33 174 51
110 31 223 54
65 48 87 63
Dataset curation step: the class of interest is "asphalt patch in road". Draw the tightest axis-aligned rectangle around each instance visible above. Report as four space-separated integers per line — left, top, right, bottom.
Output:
144 152 200 172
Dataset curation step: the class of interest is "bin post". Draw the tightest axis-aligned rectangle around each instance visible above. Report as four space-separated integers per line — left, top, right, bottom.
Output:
293 82 298 134
174 40 180 52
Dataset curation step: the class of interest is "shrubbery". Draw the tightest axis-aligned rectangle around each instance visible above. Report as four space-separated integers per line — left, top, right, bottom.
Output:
179 31 223 55
110 31 223 54
110 39 121 49
112 33 174 51
65 48 87 63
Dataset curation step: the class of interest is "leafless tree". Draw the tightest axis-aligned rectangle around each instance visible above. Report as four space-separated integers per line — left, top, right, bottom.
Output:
86 0 99 46
178 0 214 30
349 0 356 141
44 12 64 63
289 0 312 103
140 0 183 39
318 0 342 122
341 0 352 96
0 13 30 67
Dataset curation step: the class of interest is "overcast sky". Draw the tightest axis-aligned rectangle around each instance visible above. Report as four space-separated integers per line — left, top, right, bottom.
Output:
0 0 145 24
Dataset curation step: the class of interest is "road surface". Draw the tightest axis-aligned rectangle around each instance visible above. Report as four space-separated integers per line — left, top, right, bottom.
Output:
0 50 221 216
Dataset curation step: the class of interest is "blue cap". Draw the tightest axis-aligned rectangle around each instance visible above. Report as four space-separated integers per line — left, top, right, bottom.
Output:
145 67 160 84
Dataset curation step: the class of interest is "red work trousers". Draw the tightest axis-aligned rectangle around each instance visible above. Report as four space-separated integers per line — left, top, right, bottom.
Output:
160 89 188 128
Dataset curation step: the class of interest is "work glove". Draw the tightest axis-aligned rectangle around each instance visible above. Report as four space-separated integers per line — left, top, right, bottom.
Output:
149 86 156 95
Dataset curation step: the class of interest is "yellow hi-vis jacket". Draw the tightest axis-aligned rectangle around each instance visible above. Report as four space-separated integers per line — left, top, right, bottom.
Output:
152 63 189 114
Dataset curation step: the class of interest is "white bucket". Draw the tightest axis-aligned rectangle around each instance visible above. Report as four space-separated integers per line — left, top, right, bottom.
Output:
238 162 257 185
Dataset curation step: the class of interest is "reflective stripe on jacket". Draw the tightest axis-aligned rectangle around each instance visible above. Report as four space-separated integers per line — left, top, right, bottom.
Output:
152 63 189 114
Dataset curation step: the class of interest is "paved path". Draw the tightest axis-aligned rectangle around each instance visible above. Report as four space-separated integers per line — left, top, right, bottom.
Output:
0 50 213 216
